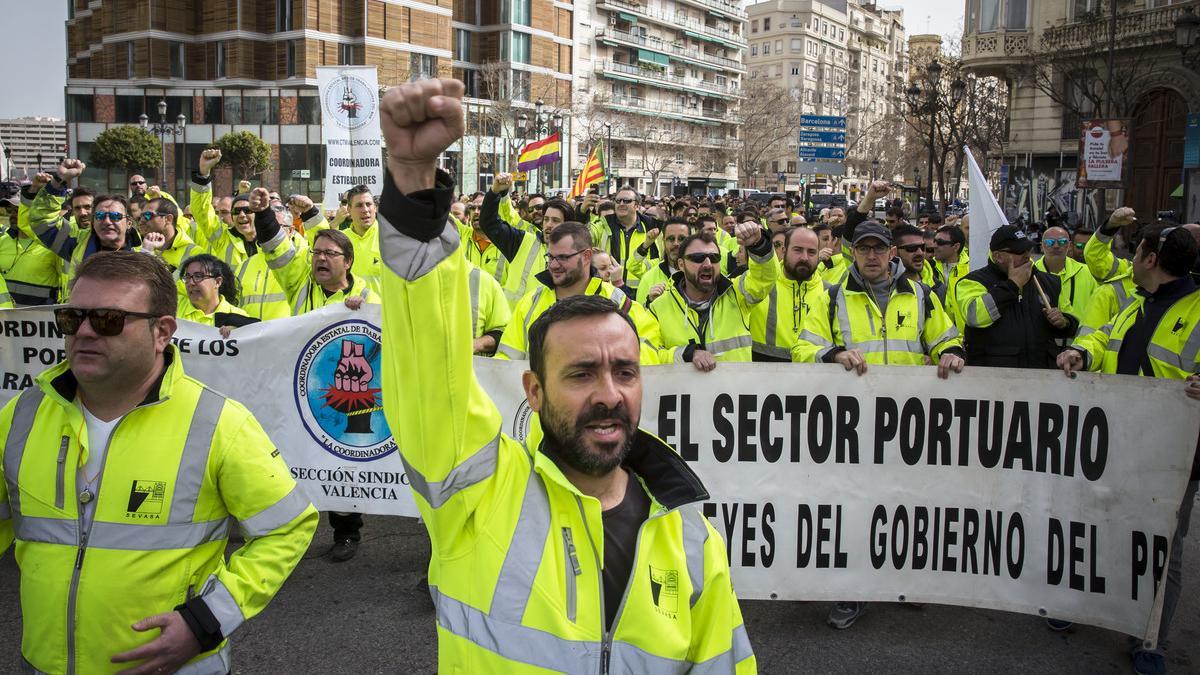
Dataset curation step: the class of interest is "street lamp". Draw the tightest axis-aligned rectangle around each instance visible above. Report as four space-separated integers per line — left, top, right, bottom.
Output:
871 158 880 182
140 99 186 189
913 167 921 213
1176 6 1200 69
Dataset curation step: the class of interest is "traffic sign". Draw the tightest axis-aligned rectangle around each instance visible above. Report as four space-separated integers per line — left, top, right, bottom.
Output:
799 130 847 144
514 171 529 181
800 115 847 129
799 146 846 160
797 160 846 176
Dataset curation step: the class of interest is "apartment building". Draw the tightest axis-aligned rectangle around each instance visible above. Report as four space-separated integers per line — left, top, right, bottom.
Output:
0 117 68 177
574 0 745 196
744 0 906 194
64 0 573 196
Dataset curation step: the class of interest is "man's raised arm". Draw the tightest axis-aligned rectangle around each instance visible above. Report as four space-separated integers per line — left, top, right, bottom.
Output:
376 79 504 551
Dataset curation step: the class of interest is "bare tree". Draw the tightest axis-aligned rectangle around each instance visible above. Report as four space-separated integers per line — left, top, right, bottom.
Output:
734 79 802 190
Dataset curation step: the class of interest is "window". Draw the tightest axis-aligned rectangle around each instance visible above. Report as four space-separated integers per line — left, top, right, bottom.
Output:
454 30 471 61
1070 0 1098 21
1006 0 1028 30
763 17 770 30
751 44 758 56
223 96 242 124
242 96 278 124
411 53 437 80
340 43 363 65
763 42 770 54
751 19 758 33
67 94 95 123
215 42 226 78
839 29 844 40
806 64 817 80
511 33 530 63
791 64 800 75
297 96 320 124
774 64 782 76
285 40 296 77
775 40 782 52
979 0 999 32
276 0 294 31
127 41 135 79
502 0 531 26
169 41 184 78
790 38 801 51
771 160 779 173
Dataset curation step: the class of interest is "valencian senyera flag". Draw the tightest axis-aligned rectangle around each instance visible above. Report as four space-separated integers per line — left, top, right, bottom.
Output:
568 143 607 199
516 133 562 171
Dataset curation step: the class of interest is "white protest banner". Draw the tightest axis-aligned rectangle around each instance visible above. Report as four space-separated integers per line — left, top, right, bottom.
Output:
0 305 419 518
316 66 384 211
2 307 1196 641
1077 119 1130 189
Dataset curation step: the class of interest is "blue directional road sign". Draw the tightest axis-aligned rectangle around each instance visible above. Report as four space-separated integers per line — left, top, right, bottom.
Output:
798 146 846 160
799 129 847 144
800 115 847 129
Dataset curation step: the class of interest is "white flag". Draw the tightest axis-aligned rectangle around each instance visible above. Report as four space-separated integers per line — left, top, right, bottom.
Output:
964 146 1007 271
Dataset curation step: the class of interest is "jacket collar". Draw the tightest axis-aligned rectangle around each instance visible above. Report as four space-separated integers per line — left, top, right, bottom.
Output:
669 269 733 302
844 259 911 295
42 343 180 408
533 267 601 291
537 429 709 510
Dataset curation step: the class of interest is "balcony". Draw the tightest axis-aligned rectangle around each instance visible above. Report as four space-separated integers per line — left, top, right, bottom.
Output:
1040 3 1184 53
597 0 748 48
602 93 736 124
676 0 747 21
960 30 1031 76
596 27 745 72
596 60 741 99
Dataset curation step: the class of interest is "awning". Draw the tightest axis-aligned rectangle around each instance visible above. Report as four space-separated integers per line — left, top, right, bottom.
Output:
618 12 638 22
1171 183 1184 198
637 49 669 66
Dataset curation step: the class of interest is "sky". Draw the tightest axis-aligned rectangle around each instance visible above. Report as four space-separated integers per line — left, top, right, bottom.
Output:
0 0 964 121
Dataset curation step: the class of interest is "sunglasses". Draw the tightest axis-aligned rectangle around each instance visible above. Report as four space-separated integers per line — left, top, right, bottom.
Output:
934 239 953 246
129 180 146 186
1044 238 1069 246
54 307 159 336
896 243 925 253
854 244 890 255
232 206 252 215
94 211 126 222
614 198 636 204
1073 242 1085 249
684 252 721 264
141 211 170 221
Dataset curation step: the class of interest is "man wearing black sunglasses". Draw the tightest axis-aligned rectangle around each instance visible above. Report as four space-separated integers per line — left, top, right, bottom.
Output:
20 159 139 302
138 195 202 274
0 251 317 674
648 222 778 370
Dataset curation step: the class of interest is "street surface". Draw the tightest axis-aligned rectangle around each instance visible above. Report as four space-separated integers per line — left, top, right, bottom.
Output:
2 504 1196 674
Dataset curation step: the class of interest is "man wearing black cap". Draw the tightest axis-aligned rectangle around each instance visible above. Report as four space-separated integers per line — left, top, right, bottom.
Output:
955 225 1078 368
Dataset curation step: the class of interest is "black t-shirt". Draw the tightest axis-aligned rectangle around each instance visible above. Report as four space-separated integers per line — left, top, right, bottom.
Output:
601 469 651 630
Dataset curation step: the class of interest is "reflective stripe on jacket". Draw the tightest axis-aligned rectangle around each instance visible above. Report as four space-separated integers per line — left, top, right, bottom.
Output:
0 346 317 674
259 227 380 314
495 272 662 363
1073 284 1200 378
749 275 828 361
795 267 962 365
375 174 756 673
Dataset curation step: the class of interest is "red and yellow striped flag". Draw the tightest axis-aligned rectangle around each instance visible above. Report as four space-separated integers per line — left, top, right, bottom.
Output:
569 143 607 199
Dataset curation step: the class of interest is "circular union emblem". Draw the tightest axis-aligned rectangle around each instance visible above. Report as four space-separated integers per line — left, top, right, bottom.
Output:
512 399 535 443
293 319 395 461
323 74 377 131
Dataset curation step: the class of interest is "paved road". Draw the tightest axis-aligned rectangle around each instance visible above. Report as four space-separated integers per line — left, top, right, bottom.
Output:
3 506 1197 674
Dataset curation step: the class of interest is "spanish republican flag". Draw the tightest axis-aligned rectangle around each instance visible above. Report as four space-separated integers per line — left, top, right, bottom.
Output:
569 143 607 199
517 132 562 171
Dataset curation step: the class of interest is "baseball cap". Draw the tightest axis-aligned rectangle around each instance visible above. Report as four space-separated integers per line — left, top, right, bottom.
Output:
851 221 892 246
0 195 19 208
989 225 1035 253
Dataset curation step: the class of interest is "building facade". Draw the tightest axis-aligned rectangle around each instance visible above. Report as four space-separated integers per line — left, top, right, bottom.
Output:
961 0 1200 224
744 0 906 196
64 0 573 198
0 117 68 178
573 0 745 196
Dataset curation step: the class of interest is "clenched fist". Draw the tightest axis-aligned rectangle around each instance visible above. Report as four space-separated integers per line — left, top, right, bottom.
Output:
248 187 271 213
380 78 465 193
492 173 514 194
1107 206 1136 228
288 194 314 217
57 158 85 182
734 221 763 247
199 148 222 176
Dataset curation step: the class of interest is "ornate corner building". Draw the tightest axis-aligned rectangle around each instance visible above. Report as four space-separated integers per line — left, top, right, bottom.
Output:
961 0 1200 225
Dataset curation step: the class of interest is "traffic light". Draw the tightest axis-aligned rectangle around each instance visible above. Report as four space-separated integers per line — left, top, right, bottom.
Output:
799 177 807 186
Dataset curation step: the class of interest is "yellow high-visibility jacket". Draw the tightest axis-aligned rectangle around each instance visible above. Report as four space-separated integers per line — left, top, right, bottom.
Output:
495 272 663 364
1 191 62 304
259 226 380 315
795 265 963 365
749 274 829 361
1034 255 1097 327
468 263 511 343
649 237 779 363
0 347 318 674
177 297 250 326
375 170 756 674
1071 283 1200 379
